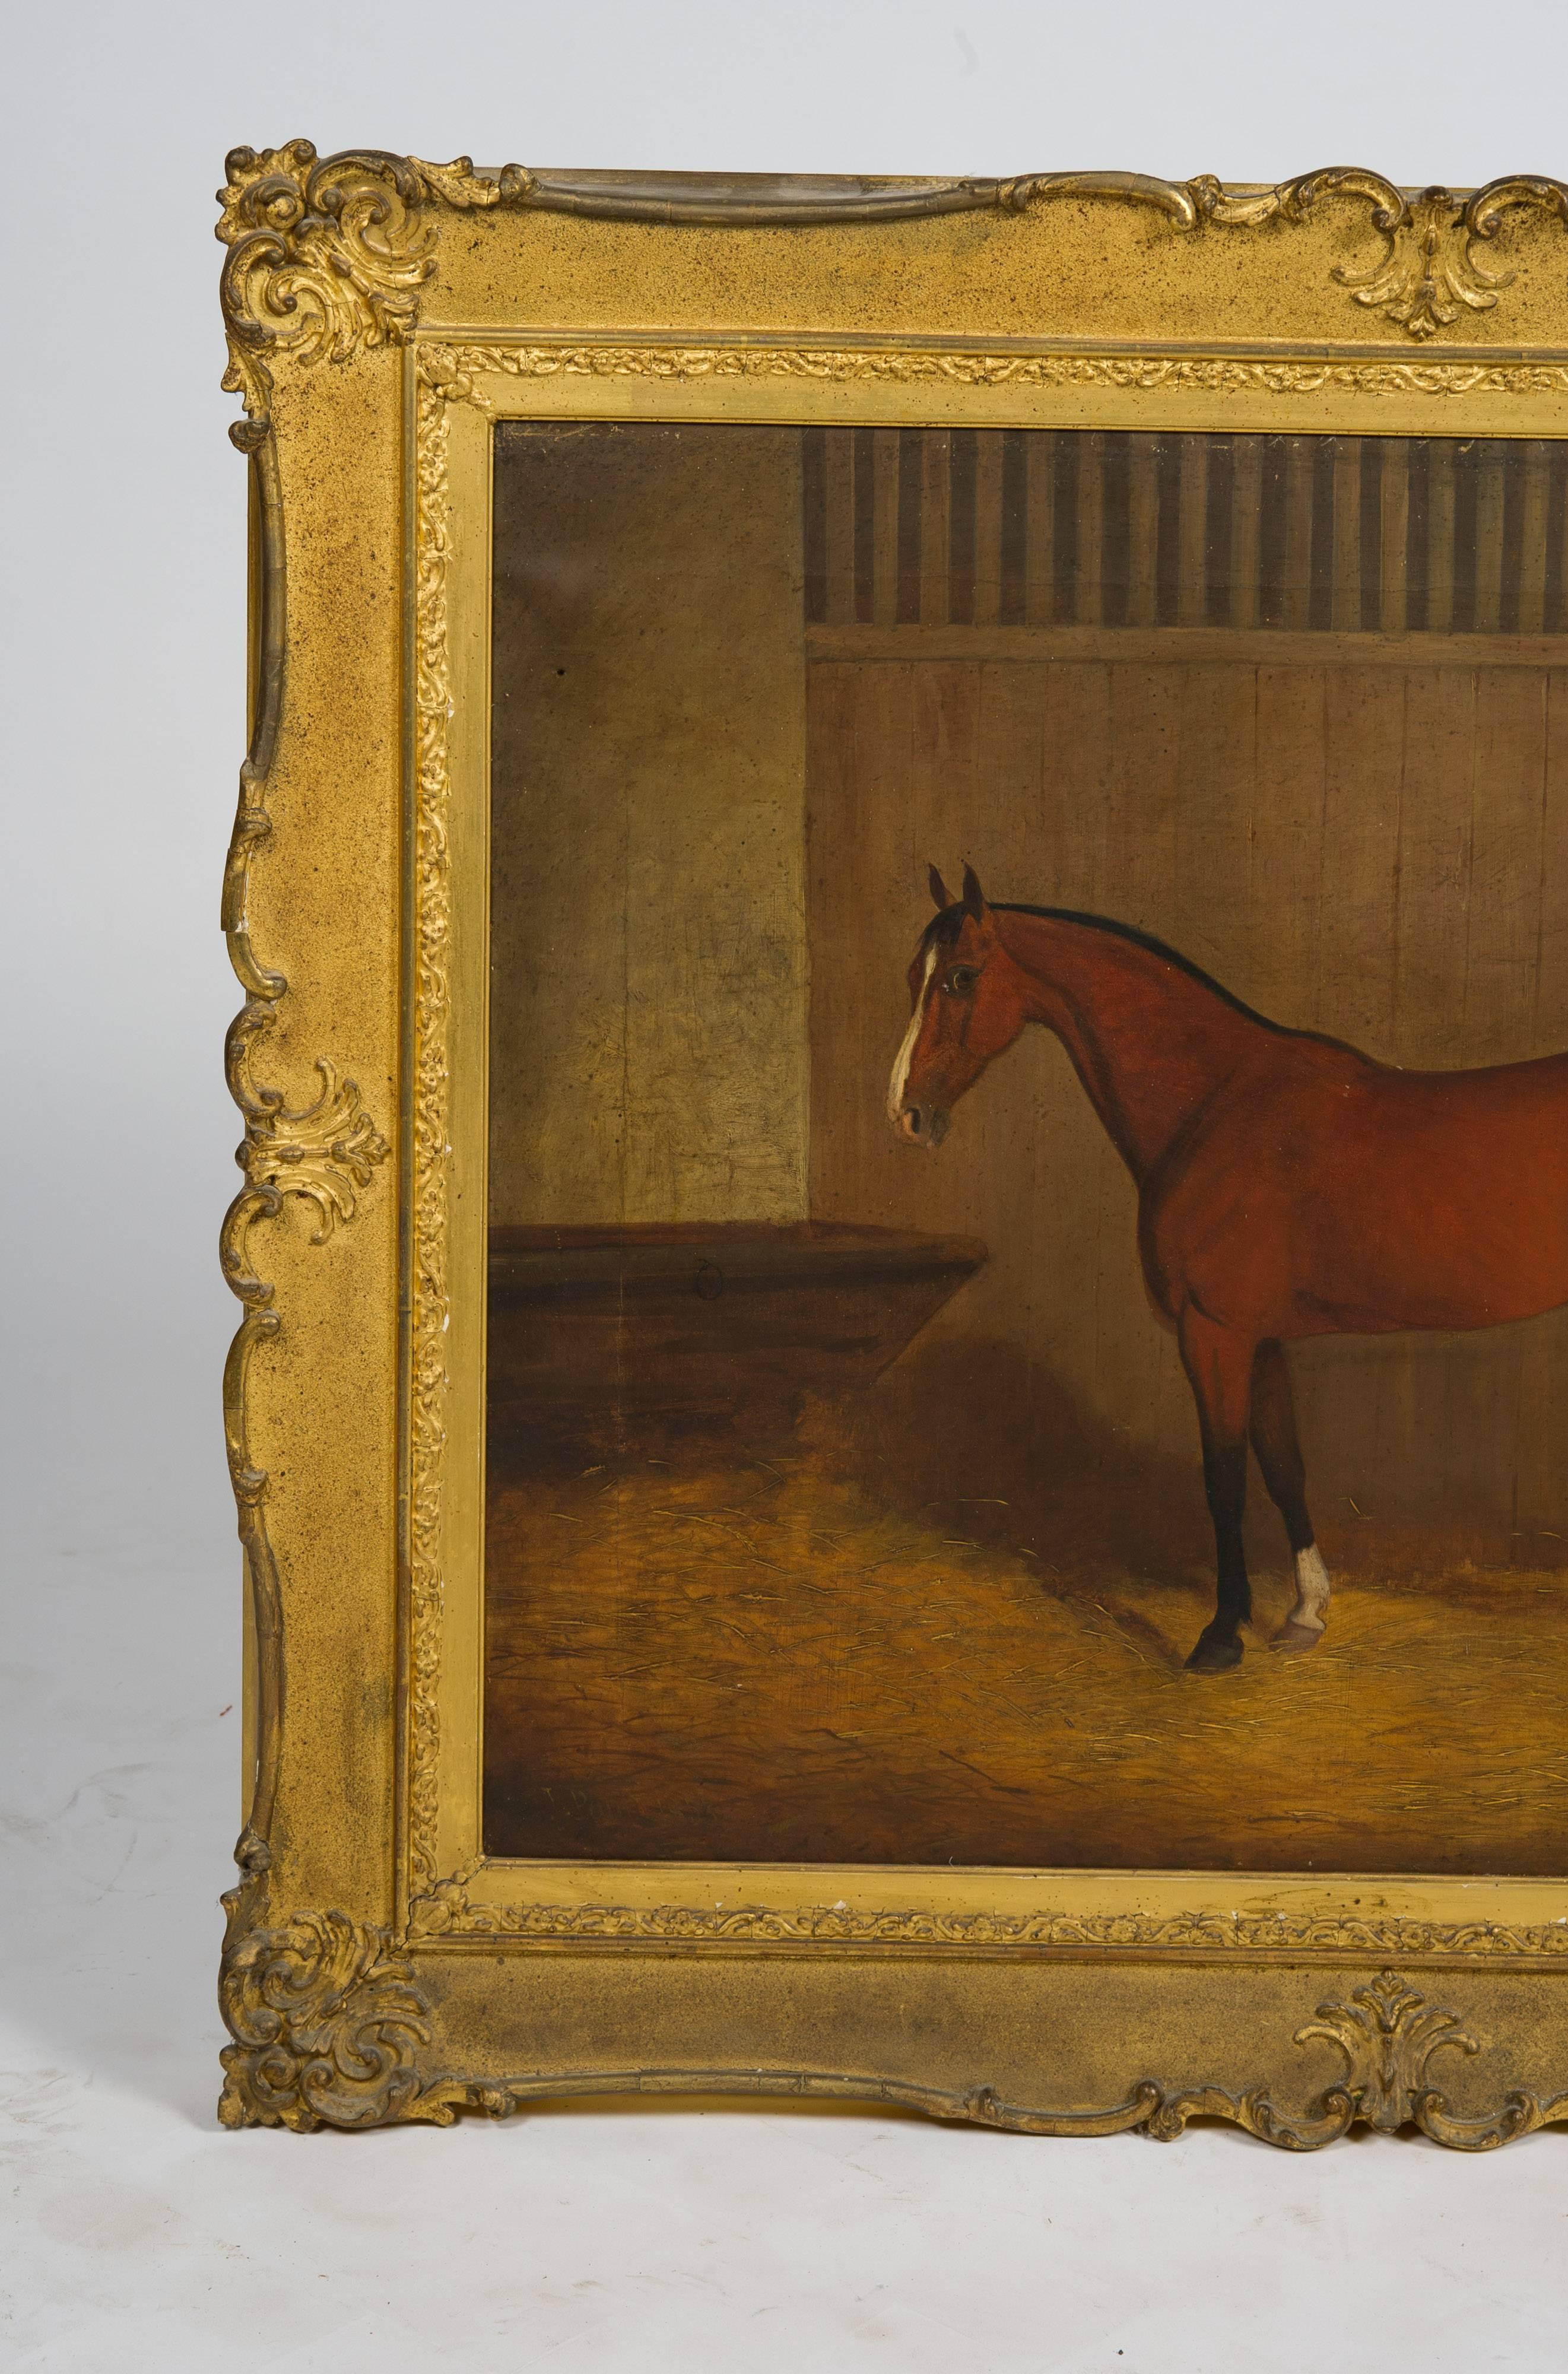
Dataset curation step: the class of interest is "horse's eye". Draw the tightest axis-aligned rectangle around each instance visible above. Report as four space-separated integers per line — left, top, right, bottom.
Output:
947 966 979 995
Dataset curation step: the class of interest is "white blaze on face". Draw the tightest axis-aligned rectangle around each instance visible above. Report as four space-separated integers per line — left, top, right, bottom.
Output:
1290 1544 1331 1633
887 944 939 1125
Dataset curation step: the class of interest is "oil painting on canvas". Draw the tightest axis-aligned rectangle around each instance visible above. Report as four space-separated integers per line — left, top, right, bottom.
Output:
483 418 1568 1877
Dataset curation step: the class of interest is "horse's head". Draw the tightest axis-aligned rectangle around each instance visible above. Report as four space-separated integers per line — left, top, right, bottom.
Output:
887 865 1029 1148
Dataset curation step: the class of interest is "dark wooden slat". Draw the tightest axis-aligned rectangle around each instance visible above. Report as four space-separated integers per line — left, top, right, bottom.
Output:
811 429 1541 643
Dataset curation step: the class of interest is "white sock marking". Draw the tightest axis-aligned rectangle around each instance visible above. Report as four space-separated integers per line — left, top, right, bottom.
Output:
887 945 939 1124
1290 1544 1331 1633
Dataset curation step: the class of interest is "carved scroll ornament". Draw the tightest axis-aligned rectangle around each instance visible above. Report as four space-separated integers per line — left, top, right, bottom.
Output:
217 1934 1568 2150
218 143 1568 423
1195 170 1568 341
217 376 388 1932
217 140 525 419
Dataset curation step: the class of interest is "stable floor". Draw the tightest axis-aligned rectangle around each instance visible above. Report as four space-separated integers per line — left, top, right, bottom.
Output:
484 1354 1568 1875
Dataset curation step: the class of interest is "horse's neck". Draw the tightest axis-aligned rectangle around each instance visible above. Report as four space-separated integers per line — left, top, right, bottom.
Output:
996 910 1268 1181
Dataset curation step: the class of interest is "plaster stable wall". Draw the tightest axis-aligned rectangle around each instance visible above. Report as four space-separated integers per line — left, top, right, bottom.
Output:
488 421 808 1226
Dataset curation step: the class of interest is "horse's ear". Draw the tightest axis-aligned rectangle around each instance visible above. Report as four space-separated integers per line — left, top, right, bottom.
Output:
928 864 952 910
961 864 986 918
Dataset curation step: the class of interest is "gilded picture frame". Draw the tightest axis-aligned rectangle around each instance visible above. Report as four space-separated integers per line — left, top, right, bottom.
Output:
216 144 1568 2144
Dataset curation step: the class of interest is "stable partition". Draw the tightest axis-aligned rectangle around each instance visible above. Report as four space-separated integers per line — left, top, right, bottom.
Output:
803 427 1568 1541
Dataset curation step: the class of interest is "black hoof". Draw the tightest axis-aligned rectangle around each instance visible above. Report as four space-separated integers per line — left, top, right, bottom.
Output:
1185 1627 1243 1672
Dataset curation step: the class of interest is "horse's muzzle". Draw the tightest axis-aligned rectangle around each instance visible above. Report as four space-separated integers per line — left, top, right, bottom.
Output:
896 1102 949 1149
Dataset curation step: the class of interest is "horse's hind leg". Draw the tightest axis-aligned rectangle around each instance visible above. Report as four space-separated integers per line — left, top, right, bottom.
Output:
1177 1306 1255 1672
1249 1338 1329 1654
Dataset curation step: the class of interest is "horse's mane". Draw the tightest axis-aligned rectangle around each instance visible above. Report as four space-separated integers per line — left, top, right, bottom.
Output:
923 902 1357 1053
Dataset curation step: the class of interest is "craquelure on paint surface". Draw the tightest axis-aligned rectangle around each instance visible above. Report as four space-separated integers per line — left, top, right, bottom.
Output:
484 416 1568 1874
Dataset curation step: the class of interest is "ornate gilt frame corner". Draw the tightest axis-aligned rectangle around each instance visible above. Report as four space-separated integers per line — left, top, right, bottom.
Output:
215 1929 1568 2149
215 141 1568 2144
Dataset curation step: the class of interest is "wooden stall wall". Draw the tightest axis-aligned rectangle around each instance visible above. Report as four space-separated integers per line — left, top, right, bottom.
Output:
802 426 1568 634
805 429 1568 1543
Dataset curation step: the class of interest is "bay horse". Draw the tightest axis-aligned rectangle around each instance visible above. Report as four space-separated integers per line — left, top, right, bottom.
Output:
890 865 1568 1672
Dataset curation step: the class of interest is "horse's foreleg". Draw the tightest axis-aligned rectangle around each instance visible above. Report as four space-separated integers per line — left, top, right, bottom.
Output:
1249 1338 1330 1655
1177 1306 1255 1672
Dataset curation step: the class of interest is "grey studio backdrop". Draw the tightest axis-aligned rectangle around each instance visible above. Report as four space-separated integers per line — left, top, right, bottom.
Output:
4 5 1567 2367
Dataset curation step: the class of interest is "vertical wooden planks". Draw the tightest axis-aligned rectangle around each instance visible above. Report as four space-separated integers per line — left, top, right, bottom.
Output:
1172 665 1258 997
852 427 876 623
1473 443 1509 635
871 428 901 629
1024 431 1056 626
1391 667 1476 1067
1547 446 1568 633
801 426 827 624
1091 659 1191 1446
1250 667 1328 1030
976 659 1047 903
823 429 856 626
1126 433 1160 628
947 431 977 624
1426 442 1457 633
1379 439 1410 634
1075 430 1106 627
1518 442 1551 636
1317 668 1408 1050
999 431 1029 626
808 429 1562 657
1331 440 1361 631
1230 437 1262 631
1281 439 1316 630
919 431 951 626
1466 668 1547 1064
973 432 1005 629
1177 439 1208 627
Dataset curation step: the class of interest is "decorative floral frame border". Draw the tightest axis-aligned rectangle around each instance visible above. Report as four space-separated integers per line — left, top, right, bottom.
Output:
215 143 1568 2143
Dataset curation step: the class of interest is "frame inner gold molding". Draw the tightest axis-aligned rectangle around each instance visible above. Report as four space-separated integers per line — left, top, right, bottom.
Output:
405 335 1568 1962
